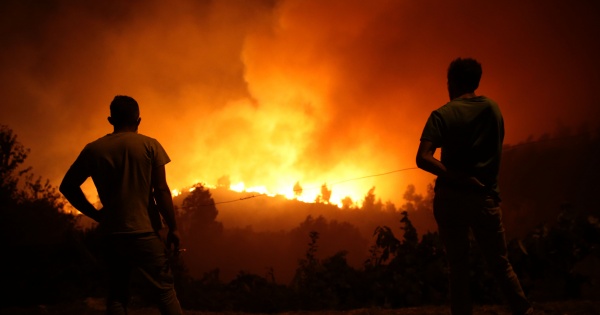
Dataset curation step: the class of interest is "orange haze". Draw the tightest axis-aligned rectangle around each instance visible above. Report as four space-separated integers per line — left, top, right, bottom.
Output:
1 0 599 206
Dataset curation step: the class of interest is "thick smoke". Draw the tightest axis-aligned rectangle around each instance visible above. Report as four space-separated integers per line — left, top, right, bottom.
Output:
1 0 599 205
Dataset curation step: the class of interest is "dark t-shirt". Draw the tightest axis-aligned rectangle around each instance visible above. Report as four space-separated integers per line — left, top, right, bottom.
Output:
420 96 504 194
67 132 170 234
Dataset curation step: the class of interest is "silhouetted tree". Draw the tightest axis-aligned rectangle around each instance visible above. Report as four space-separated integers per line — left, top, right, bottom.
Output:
291 231 324 309
0 124 30 203
180 183 222 234
341 196 354 209
362 187 383 212
0 125 89 307
371 226 400 265
315 183 332 204
291 230 363 310
293 181 303 197
400 210 418 247
399 184 437 235
367 210 442 307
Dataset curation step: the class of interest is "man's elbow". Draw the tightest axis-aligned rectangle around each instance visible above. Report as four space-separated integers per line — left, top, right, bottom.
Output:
153 184 172 201
59 181 68 196
59 179 76 198
416 154 427 170
152 182 171 194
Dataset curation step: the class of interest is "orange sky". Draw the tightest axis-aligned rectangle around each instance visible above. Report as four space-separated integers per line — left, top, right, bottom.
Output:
1 0 599 206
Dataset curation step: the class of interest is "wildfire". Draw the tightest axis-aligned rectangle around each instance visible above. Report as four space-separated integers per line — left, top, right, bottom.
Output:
172 177 378 208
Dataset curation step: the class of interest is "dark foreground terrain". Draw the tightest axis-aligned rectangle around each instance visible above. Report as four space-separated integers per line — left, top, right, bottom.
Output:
1 300 599 315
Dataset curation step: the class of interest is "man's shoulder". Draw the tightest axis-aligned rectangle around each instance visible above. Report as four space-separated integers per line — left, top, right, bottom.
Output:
84 133 165 152
94 132 161 143
438 96 499 112
475 95 499 108
83 134 112 149
432 101 456 116
133 132 160 143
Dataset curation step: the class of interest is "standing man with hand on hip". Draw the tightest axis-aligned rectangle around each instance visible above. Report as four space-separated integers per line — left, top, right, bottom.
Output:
60 95 183 315
416 58 533 315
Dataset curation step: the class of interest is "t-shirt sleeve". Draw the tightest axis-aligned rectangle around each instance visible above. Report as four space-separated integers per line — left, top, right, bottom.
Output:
69 146 92 178
420 111 444 147
152 140 171 167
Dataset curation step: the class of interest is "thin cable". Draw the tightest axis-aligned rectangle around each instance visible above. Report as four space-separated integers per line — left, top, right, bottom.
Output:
182 193 267 207
207 167 420 206
330 167 419 186
293 167 420 193
192 133 595 207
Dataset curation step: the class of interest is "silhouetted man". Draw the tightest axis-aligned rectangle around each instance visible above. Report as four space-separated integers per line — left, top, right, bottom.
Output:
60 95 183 315
416 58 533 315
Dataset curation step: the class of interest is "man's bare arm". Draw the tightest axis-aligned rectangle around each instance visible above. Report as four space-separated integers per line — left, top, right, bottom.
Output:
151 164 180 252
416 140 447 177
59 168 102 222
416 140 484 187
151 165 177 231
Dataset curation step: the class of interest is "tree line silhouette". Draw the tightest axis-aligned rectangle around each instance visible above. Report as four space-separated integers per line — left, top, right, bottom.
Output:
0 124 599 312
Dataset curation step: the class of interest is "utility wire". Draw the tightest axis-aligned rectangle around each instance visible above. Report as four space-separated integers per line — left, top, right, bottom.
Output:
195 167 420 207
212 194 264 205
191 132 596 207
293 167 420 193
330 167 419 186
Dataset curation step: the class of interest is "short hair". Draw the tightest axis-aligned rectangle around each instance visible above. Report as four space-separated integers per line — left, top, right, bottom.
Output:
447 58 482 93
110 95 139 126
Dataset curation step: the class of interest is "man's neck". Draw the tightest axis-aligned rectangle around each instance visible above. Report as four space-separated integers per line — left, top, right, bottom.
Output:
458 92 477 99
113 126 138 134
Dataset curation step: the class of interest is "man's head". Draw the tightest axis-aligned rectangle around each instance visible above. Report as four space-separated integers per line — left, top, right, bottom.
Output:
108 95 141 129
447 58 482 100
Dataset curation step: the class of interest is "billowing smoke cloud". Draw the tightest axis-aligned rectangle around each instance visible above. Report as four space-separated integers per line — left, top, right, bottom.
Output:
1 0 599 205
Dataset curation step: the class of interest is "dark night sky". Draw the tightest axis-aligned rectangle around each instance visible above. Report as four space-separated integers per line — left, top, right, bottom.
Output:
1 0 599 206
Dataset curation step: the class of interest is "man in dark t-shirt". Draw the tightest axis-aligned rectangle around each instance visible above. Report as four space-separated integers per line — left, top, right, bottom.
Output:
417 58 532 315
60 95 183 315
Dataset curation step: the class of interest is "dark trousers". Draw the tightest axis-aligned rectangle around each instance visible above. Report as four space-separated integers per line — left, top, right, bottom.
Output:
433 187 532 315
104 232 182 315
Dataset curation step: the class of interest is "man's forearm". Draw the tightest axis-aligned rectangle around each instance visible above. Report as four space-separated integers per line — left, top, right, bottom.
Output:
154 188 178 231
60 186 101 222
416 154 447 177
417 140 447 177
416 140 472 183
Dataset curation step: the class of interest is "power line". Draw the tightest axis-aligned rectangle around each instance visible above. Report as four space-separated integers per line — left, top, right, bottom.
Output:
293 167 420 193
197 167 420 207
330 167 419 186
192 133 596 207
213 194 265 205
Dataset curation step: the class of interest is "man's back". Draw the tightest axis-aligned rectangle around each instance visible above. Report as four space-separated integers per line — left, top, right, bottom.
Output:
421 96 504 191
74 132 170 234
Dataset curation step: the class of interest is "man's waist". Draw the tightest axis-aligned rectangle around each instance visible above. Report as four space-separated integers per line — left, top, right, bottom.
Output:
435 177 499 195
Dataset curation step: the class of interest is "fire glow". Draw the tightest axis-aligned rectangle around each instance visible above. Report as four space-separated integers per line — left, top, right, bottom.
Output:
170 174 395 208
1 0 597 211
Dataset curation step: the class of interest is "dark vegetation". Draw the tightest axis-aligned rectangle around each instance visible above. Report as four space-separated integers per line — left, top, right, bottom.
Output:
0 124 599 312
